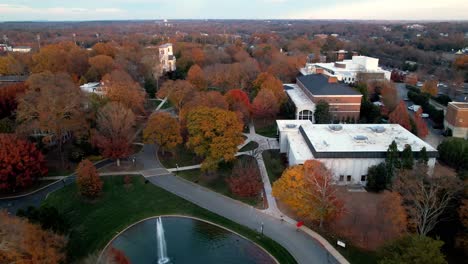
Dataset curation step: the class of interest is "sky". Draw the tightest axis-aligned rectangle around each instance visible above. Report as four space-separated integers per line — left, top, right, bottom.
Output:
0 0 467 21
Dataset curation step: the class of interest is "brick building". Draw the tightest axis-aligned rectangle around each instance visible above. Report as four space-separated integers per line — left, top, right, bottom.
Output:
444 102 468 139
285 72 362 122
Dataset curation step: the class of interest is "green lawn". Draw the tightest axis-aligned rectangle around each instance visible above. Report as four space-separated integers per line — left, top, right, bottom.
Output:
255 123 278 138
42 176 295 263
239 141 259 152
158 145 201 168
177 156 264 208
160 100 173 109
262 150 287 184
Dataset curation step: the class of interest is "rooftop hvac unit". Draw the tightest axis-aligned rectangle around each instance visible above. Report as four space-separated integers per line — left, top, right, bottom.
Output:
329 124 343 131
286 124 297 129
370 126 386 133
354 135 368 141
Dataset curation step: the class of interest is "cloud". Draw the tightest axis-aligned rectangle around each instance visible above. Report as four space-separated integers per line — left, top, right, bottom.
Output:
0 4 126 20
287 0 468 20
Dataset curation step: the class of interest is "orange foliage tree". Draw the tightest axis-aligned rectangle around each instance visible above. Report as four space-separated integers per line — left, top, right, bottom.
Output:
251 89 280 120
0 134 47 192
102 70 146 114
88 54 115 79
187 64 207 90
186 107 244 171
0 211 67 264
0 54 25 75
414 108 429 138
273 160 344 228
157 80 196 110
421 80 438 96
389 101 411 130
377 80 399 112
454 55 468 70
330 191 407 250
93 102 136 166
16 72 86 166
92 42 117 58
76 159 103 199
143 112 182 154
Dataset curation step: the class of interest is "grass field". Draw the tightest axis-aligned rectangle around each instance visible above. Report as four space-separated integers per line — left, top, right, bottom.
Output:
42 175 296 263
262 150 287 184
177 155 264 208
158 145 201 168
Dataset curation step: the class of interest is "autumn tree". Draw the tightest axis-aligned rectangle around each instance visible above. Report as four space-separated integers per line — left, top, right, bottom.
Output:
143 112 182 154
414 108 429 138
394 167 463 235
76 159 103 199
314 101 331 124
187 64 207 90
32 41 89 78
157 80 196 110
107 247 131 264
16 72 86 167
88 54 115 79
92 42 117 58
0 54 25 75
379 81 399 112
0 134 47 192
389 101 411 130
251 89 280 120
225 89 251 124
93 102 136 166
252 72 286 103
226 158 262 197
102 70 146 114
273 160 344 228
0 82 26 119
0 211 67 264
186 107 244 171
421 80 438 96
378 235 446 264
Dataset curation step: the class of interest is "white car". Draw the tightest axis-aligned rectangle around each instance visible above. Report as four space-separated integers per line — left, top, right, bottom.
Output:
407 105 421 112
421 113 429 118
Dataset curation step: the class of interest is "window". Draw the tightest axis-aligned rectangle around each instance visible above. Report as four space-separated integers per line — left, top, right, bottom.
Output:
361 175 367 182
298 110 314 121
339 175 344 182
347 175 352 182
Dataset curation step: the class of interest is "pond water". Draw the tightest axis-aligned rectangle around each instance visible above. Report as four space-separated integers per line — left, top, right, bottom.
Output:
105 216 276 264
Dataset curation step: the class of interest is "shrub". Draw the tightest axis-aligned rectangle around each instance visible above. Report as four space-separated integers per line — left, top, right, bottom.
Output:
437 138 468 170
226 159 262 197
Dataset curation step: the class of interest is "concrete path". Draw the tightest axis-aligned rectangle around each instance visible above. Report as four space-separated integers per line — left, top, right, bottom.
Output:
147 173 339 264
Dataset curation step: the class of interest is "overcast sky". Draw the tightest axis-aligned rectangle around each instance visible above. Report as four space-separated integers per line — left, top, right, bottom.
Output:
1 0 467 21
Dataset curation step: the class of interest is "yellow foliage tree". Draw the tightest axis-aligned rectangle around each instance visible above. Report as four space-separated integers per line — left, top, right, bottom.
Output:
0 211 67 264
143 112 182 154
273 160 344 228
186 107 244 171
421 80 438 97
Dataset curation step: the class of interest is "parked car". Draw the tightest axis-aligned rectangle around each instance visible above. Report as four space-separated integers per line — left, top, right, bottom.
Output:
421 113 429 118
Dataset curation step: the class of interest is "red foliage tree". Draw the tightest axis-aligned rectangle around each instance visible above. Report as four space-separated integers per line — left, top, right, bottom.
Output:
225 89 251 123
251 89 280 119
389 101 411 131
0 134 47 192
226 159 262 197
0 82 26 118
414 108 429 138
107 247 131 264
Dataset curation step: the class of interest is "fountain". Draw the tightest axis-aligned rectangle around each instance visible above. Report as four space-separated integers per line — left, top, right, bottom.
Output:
156 217 170 264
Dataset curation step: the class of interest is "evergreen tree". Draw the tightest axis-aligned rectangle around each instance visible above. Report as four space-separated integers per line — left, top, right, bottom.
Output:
419 147 429 165
401 145 414 170
386 141 401 182
378 235 446 264
314 100 331 124
367 163 388 192
144 77 157 98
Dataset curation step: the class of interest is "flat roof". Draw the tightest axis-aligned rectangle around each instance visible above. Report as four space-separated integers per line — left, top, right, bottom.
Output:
287 132 313 161
297 74 361 96
284 84 315 110
450 102 468 109
277 120 437 159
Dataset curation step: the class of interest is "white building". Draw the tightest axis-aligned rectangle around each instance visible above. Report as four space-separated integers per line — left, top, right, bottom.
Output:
277 120 437 185
158 43 176 73
301 56 391 84
12 46 32 53
80 82 104 95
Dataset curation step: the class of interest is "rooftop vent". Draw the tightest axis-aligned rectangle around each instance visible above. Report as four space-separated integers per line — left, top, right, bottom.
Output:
354 135 368 141
286 124 297 129
329 124 343 131
371 126 386 133
395 136 408 141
